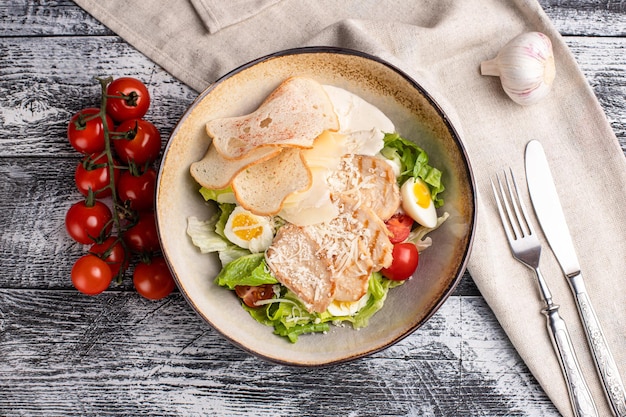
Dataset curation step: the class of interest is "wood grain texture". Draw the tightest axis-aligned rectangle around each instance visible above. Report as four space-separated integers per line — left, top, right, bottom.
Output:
0 0 112 36
0 291 556 416
0 156 480 295
0 0 623 416
0 36 623 157
540 0 626 36
0 36 195 158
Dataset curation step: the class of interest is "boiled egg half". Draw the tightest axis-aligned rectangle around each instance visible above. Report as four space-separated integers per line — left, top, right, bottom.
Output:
401 177 437 228
327 293 370 317
224 206 274 253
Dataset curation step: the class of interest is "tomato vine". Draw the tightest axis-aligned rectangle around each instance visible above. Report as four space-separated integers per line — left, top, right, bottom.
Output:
65 76 175 300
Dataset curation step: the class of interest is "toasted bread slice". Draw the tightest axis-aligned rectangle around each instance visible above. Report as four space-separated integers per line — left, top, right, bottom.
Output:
231 147 312 215
265 224 335 313
190 143 281 190
208 77 339 160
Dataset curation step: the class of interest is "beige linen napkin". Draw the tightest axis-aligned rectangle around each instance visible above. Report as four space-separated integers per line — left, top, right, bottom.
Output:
188 0 281 33
73 0 626 415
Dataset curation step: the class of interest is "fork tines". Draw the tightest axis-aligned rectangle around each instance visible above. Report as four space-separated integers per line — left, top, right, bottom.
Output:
491 169 535 242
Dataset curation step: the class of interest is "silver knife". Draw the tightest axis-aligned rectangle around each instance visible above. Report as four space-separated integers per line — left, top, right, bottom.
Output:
525 139 626 417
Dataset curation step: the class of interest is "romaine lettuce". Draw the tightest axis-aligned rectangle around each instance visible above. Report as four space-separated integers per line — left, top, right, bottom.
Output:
199 186 237 204
381 132 445 207
186 206 247 267
215 253 278 289
227 270 399 343
186 215 229 253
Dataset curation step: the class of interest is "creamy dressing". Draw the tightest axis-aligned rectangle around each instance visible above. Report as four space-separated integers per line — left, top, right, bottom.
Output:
278 85 396 226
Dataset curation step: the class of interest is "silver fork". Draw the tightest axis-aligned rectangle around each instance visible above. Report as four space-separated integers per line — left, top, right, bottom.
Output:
491 169 598 417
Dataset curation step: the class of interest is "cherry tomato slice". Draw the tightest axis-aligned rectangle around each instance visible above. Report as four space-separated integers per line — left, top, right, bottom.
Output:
381 242 419 281
385 213 414 244
117 168 157 211
113 119 161 166
67 108 114 154
105 77 150 122
133 256 176 300
89 237 129 278
65 200 113 244
71 254 113 295
235 284 275 308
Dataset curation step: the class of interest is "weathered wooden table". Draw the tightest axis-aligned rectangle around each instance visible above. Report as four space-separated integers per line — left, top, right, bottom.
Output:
0 1 624 415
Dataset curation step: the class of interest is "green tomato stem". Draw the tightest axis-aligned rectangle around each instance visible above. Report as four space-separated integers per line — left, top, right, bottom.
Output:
95 77 126 255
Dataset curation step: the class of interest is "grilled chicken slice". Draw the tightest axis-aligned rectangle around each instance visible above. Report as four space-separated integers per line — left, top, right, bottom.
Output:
328 154 400 221
265 155 397 311
305 196 393 302
265 224 335 313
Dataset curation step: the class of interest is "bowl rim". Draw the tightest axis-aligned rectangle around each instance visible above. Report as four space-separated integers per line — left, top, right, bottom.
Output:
156 46 477 366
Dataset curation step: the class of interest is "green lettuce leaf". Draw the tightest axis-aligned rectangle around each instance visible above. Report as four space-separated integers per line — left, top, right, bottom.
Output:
217 246 251 267
199 186 237 204
333 272 401 329
242 289 329 343
381 132 445 207
215 253 278 289
187 204 247 267
215 203 235 239
186 215 229 253
237 272 400 342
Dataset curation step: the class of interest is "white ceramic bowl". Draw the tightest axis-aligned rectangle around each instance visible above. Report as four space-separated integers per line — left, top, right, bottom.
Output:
156 47 476 366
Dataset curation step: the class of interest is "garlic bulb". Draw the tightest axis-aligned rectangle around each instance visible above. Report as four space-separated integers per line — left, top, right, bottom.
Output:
481 31 556 105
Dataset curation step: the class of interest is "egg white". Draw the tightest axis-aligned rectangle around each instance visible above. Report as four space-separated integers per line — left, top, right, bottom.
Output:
327 293 370 317
223 206 274 253
401 177 437 228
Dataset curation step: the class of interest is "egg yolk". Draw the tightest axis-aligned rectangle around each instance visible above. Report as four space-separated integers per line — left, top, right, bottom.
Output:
413 180 431 208
231 214 263 241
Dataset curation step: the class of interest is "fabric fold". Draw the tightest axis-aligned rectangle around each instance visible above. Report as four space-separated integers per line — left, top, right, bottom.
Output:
71 1 626 416
189 0 282 34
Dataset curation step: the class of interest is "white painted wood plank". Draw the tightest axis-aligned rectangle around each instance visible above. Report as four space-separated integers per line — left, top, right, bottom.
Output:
0 291 559 416
0 1 621 416
0 0 112 36
0 36 622 157
0 156 476 296
0 36 194 158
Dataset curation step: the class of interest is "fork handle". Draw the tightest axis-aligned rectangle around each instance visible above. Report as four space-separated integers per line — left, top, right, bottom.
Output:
544 304 599 417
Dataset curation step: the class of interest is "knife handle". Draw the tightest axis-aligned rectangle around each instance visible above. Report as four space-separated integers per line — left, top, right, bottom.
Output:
543 304 599 417
570 272 626 417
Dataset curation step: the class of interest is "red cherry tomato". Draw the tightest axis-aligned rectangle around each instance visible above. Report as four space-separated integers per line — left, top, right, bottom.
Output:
71 254 113 295
65 200 113 244
385 213 414 244
74 153 119 197
235 284 275 308
381 242 419 281
67 108 113 154
117 168 157 211
89 237 129 278
105 77 150 122
113 119 161 166
133 256 176 300
123 211 160 253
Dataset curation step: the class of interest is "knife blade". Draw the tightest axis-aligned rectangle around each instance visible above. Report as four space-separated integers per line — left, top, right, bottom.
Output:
525 139 626 417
